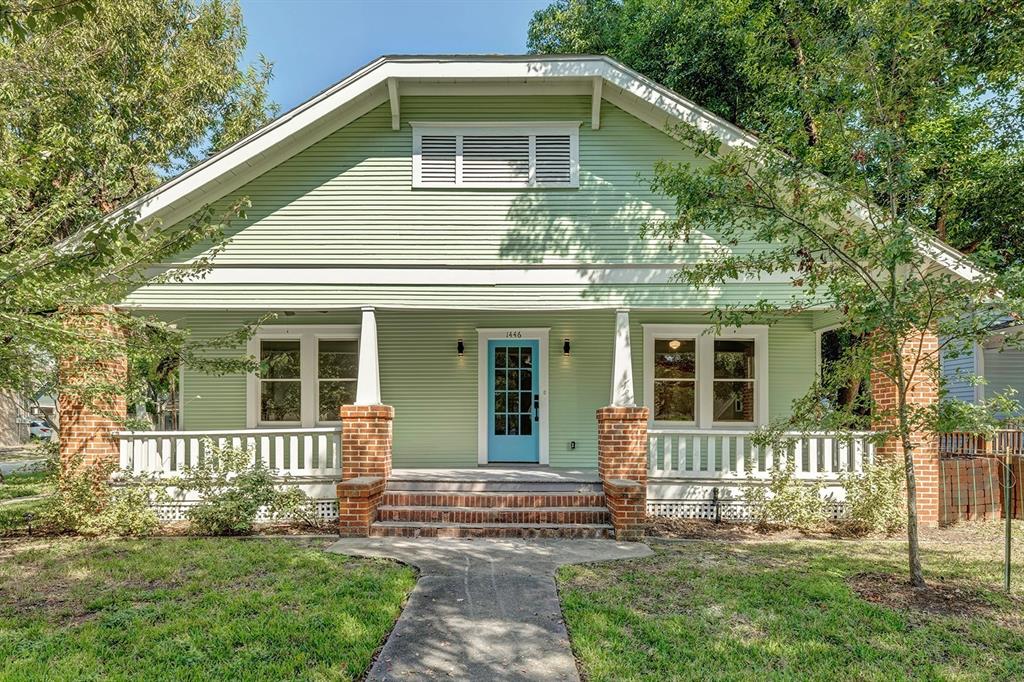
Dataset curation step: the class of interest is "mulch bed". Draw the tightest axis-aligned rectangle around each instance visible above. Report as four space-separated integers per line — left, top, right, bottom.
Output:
848 572 1021 622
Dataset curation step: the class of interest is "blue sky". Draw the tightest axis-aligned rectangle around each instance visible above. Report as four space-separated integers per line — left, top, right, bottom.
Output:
239 0 552 111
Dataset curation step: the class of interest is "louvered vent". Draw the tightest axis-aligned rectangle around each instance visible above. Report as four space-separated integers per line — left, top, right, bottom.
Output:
535 134 572 185
420 135 457 184
413 124 578 188
463 135 530 184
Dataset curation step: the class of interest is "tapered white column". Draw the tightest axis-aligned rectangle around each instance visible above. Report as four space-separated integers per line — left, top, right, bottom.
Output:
355 306 381 405
610 308 635 407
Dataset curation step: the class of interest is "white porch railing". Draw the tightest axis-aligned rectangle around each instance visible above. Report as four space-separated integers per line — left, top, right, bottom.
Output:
648 429 875 480
115 427 342 477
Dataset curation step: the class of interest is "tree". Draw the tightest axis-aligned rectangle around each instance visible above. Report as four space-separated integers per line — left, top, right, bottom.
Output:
529 0 1024 266
0 0 276 420
639 0 1024 586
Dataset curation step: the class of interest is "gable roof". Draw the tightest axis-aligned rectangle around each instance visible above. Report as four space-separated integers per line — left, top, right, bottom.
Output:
111 54 757 228
115 53 984 282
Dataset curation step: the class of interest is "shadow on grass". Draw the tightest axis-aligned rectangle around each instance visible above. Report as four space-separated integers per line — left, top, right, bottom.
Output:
557 541 1024 681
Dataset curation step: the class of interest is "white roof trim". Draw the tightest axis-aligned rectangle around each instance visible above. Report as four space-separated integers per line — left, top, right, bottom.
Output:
113 53 981 282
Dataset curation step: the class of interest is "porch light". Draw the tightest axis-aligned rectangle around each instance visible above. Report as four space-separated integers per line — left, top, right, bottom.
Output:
668 339 682 350
563 338 571 356
457 338 465 357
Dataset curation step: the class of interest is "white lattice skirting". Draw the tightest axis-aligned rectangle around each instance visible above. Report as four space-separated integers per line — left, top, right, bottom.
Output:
647 499 848 521
150 499 340 523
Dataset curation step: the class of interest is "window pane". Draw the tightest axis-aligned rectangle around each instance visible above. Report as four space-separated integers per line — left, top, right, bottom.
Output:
319 340 357 378
714 339 755 379
655 339 696 379
714 381 755 422
319 380 355 421
261 381 301 422
520 414 533 436
654 381 695 421
261 340 300 379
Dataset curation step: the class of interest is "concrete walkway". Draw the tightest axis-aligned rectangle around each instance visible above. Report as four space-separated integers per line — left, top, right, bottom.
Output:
327 537 652 681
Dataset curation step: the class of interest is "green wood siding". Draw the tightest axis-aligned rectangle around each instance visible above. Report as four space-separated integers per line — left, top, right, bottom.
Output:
124 95 806 310
173 310 818 468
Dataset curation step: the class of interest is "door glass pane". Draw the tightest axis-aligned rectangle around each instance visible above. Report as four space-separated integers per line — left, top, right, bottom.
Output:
714 381 755 422
521 348 532 368
655 339 696 378
319 381 355 421
508 416 518 435
494 392 506 412
508 392 519 412
495 371 506 390
319 340 357 378
261 381 301 422
654 381 695 421
261 340 300 379
520 414 532 435
495 415 506 435
508 348 520 368
495 348 506 367
521 370 532 390
508 371 519 390
714 339 755 378
521 391 532 413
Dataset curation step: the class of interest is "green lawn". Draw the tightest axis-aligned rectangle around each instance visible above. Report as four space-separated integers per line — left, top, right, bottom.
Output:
559 523 1024 681
0 537 416 681
0 470 50 501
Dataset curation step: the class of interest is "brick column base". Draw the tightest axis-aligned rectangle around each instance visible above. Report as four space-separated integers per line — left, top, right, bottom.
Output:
339 404 394 481
870 330 940 527
597 406 649 540
337 476 386 537
58 306 127 475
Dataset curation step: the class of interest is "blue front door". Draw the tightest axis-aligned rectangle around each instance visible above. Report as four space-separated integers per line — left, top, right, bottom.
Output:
487 339 540 463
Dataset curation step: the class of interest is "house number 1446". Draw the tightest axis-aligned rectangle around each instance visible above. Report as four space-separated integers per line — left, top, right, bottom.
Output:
505 331 523 338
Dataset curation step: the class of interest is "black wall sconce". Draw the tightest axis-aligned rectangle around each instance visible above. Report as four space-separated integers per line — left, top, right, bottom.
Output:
457 338 465 357
563 338 571 356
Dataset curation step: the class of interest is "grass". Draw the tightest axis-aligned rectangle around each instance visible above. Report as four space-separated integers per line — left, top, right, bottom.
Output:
558 522 1024 681
0 470 50 501
0 498 46 536
0 537 417 681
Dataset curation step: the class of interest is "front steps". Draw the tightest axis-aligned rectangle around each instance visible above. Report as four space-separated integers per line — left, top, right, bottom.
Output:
369 472 614 538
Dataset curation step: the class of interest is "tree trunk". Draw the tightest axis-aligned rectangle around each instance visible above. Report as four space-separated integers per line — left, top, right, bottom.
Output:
894 352 926 587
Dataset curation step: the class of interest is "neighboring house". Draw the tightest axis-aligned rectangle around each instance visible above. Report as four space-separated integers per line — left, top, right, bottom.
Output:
0 390 30 446
79 55 979 535
941 321 1024 410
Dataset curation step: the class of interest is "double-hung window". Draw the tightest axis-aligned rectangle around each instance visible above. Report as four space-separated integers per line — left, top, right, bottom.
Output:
412 123 580 188
644 325 768 428
247 326 359 427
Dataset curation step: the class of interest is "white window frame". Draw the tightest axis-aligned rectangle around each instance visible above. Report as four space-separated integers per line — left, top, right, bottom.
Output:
643 324 769 429
246 325 360 428
411 121 580 189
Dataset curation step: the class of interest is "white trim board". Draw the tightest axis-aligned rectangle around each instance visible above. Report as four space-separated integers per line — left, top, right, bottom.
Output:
642 323 769 429
245 324 360 428
476 327 550 465
160 266 802 286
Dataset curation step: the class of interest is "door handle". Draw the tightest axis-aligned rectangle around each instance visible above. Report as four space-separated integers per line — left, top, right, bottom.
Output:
534 395 539 422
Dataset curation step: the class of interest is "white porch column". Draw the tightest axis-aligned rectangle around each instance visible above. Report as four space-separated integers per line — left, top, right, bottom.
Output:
610 308 635 407
354 306 381 405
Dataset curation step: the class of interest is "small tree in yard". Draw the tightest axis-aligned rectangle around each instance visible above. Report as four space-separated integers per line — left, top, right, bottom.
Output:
0 0 276 439
643 1 1024 587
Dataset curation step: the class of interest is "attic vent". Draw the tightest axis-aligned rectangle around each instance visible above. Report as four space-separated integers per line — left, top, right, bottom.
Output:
420 135 457 184
412 123 579 188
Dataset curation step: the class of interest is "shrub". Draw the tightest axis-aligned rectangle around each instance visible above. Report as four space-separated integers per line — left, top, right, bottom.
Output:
176 440 315 535
744 459 828 529
44 459 164 537
840 460 906 535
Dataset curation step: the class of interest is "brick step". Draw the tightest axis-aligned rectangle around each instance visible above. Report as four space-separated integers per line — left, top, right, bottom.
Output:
369 521 615 539
377 505 610 525
385 479 603 494
381 491 606 509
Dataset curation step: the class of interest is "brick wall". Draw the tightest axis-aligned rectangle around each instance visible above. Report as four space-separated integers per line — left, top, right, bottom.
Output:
58 306 127 473
870 330 940 526
597 405 648 540
339 404 393 481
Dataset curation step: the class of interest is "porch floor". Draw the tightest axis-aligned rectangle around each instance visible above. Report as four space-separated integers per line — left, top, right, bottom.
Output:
389 467 600 484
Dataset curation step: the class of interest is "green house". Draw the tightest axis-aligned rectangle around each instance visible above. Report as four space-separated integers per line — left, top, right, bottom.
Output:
108 56 976 535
